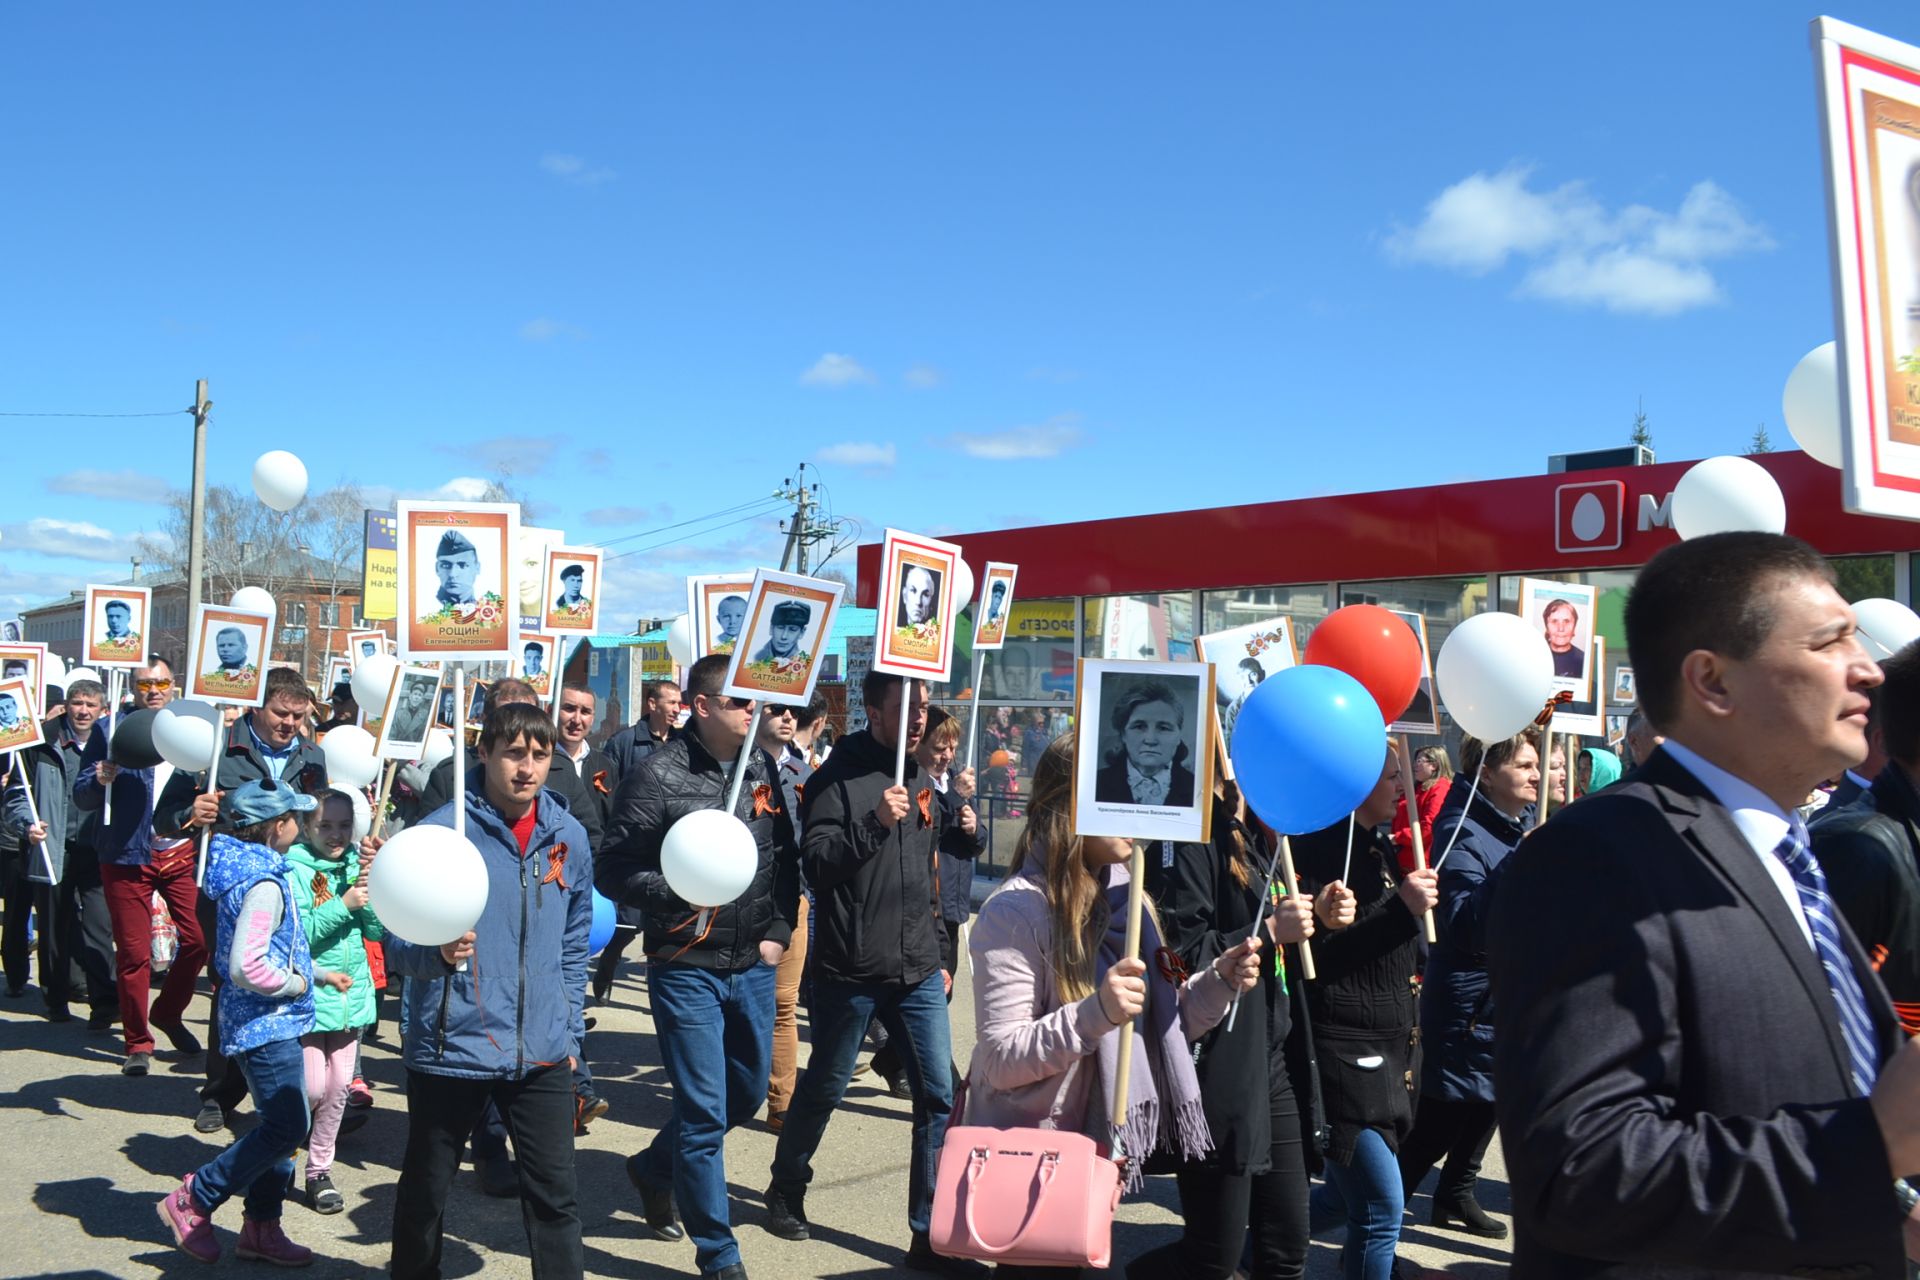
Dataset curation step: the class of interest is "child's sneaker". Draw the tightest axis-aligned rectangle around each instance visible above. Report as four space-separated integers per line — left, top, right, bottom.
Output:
303 1173 344 1215
236 1216 314 1267
157 1173 219 1263
345 1076 372 1109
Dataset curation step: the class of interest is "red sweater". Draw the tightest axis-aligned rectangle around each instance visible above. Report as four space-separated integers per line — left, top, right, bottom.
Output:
1391 777 1451 875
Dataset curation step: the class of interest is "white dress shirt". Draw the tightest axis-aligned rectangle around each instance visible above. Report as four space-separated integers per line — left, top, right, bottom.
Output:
1661 740 1814 950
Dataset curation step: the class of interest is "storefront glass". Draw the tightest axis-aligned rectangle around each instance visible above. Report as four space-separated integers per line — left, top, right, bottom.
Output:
1081 592 1197 661
1201 584 1333 642
1336 577 1490 759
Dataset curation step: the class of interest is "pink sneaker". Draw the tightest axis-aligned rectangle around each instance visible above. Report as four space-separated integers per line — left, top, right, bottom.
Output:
346 1075 372 1108
236 1216 314 1267
156 1173 219 1263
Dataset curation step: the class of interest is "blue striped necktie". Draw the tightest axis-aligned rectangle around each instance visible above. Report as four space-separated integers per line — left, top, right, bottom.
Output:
1773 831 1880 1096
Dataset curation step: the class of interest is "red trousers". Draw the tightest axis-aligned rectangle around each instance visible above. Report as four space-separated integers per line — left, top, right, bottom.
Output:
102 858 208 1054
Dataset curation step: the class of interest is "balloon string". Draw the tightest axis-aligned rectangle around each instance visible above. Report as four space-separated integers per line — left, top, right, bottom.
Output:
1226 841 1285 1034
1339 813 1355 887
1429 767 1484 874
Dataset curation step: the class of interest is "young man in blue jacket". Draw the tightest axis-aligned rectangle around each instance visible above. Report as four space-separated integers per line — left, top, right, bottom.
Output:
383 701 593 1280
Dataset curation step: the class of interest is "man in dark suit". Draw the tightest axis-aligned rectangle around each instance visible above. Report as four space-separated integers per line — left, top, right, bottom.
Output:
1490 532 1920 1277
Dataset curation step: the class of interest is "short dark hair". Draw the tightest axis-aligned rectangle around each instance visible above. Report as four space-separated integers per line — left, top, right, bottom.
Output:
795 691 829 731
1626 532 1834 727
559 680 594 702
490 677 539 706
1108 678 1186 735
478 701 555 753
1460 730 1540 780
644 679 681 703
1879 641 1920 765
263 667 313 708
685 654 731 700
862 669 912 711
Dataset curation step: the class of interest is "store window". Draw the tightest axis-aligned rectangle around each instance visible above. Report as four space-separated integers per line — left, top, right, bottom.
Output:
1339 577 1491 757
1201 584 1332 644
1081 592 1197 662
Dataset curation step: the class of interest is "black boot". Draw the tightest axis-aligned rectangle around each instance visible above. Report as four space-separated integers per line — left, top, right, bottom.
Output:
625 1156 684 1241
1430 1191 1507 1239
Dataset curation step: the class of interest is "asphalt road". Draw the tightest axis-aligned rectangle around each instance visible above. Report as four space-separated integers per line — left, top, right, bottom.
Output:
0 952 1513 1279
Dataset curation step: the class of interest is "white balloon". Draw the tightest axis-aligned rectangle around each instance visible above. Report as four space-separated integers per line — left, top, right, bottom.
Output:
252 450 310 511
64 665 101 687
665 614 695 667
953 558 976 612
367 824 489 946
321 724 381 789
1435 612 1557 743
152 702 221 770
1853 598 1920 662
1671 455 1787 541
351 653 400 710
661 808 758 908
230 587 277 618
43 652 65 683
1783 341 1844 469
335 785 373 843
420 727 455 773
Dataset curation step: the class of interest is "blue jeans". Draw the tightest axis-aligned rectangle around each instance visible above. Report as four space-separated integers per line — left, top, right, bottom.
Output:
190 1034 310 1221
1311 1127 1405 1280
637 959 777 1273
770 970 953 1234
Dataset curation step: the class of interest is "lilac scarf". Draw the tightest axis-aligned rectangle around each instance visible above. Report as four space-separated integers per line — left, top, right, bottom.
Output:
1094 864 1212 1190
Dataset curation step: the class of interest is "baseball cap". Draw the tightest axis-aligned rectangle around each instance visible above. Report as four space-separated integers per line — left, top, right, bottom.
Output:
221 779 318 827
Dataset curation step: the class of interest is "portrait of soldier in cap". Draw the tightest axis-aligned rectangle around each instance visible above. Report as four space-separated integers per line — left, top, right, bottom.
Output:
752 599 813 664
434 529 481 609
554 563 590 612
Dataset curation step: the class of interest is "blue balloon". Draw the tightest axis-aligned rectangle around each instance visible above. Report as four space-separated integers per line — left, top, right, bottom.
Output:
589 890 617 958
1230 664 1388 835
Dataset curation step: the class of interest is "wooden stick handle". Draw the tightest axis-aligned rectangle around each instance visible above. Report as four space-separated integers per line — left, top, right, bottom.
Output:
370 759 398 842
1394 737 1439 944
1279 834 1316 981
1111 838 1147 1130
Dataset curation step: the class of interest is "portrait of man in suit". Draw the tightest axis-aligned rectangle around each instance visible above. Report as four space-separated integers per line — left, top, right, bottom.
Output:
1489 532 1920 1275
1093 674 1198 808
385 672 436 746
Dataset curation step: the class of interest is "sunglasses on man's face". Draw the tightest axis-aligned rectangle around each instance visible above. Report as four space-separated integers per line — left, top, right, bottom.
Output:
135 678 173 692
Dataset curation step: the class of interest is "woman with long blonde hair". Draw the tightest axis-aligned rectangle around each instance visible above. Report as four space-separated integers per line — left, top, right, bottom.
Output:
965 735 1263 1279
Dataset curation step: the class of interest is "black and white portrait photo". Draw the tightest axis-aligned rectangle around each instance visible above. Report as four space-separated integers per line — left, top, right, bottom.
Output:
721 568 845 704
84 583 152 668
397 500 518 661
543 545 602 634
377 665 441 758
436 684 458 731
1074 658 1215 842
0 620 21 643
1196 616 1298 756
187 603 271 707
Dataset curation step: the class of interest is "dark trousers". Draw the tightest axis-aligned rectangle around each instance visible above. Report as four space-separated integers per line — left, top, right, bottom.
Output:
589 925 637 1000
870 922 965 1090
1396 1093 1497 1208
1131 1075 1310 1280
196 888 249 1112
35 854 114 1012
1 846 32 991
391 1064 582 1280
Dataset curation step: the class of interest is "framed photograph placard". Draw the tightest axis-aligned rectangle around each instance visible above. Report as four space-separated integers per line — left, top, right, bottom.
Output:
543 546 603 635
434 677 460 732
1386 610 1441 736
187 604 274 708
83 584 152 669
465 679 491 728
324 656 353 700
0 642 49 711
515 632 558 700
1195 616 1298 765
687 572 756 658
346 629 389 669
971 562 1020 652
1611 663 1636 707
1073 658 1216 843
721 569 846 704
517 525 568 630
376 663 443 760
1555 636 1606 738
875 528 964 681
1518 578 1597 706
0 619 23 643
0 677 46 755
396 501 520 662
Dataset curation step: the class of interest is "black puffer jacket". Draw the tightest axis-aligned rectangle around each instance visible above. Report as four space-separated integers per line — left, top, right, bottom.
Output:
801 728 945 986
597 729 799 973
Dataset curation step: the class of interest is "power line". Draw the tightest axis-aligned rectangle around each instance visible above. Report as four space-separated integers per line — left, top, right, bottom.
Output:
0 408 188 418
596 495 789 549
604 502 787 564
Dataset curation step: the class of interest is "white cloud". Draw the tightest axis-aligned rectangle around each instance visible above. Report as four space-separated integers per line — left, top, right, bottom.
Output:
520 317 587 342
799 353 877 388
816 441 897 470
435 477 492 502
940 413 1084 461
538 152 616 187
902 363 944 390
0 517 146 563
1385 166 1774 314
46 468 175 503
0 567 84 615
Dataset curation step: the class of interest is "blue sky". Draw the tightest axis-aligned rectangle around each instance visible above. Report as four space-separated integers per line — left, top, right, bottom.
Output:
3 4 1913 624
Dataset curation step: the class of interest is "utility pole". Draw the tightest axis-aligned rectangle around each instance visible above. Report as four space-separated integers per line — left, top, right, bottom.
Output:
776 463 827 574
186 380 211 632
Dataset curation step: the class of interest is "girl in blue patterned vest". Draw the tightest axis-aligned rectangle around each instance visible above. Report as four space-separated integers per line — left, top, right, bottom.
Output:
158 779 339 1267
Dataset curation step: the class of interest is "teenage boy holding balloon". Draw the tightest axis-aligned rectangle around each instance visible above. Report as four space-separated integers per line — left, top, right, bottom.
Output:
380 700 593 1280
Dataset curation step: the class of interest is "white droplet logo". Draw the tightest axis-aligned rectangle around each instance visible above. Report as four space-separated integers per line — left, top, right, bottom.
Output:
1571 492 1607 542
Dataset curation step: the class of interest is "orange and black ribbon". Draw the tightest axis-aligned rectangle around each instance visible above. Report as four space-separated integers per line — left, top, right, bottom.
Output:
541 843 569 890
1154 946 1190 985
753 782 778 817
1532 690 1575 727
311 870 334 906
592 769 612 796
917 788 933 828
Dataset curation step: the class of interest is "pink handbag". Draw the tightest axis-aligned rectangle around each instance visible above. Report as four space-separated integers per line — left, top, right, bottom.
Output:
929 1123 1123 1268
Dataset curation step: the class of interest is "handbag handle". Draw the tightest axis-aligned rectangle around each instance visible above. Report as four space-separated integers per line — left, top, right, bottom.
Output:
961 1146 1061 1255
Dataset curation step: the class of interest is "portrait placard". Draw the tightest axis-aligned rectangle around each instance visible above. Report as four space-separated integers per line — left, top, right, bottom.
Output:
543 546 602 635
971 562 1020 652
516 526 568 629
187 604 273 708
465 679 490 728
687 573 756 658
1196 616 1298 763
721 569 845 704
396 501 520 662
0 677 45 755
1072 658 1216 843
1517 578 1597 705
0 643 48 711
875 528 963 681
376 664 443 760
1555 636 1606 737
515 632 558 701
0 619 23 643
1606 714 1628 750
346 630 388 669
1385 610 1441 736
324 656 352 699
434 677 460 731
83 584 152 669
1611 664 1636 707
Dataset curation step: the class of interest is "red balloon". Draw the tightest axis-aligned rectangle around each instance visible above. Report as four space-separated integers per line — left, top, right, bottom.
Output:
1302 604 1425 724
